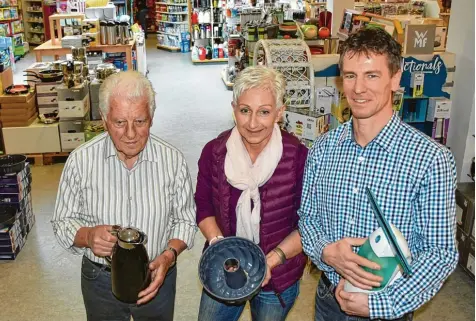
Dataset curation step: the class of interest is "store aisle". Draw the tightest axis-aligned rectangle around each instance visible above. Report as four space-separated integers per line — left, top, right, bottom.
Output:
0 40 473 321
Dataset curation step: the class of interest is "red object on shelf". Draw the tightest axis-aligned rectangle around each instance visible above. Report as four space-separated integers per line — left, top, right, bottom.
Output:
319 10 332 31
43 5 57 41
192 11 198 24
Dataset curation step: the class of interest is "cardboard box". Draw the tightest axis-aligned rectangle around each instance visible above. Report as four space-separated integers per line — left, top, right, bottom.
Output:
89 79 101 103
313 87 334 115
456 183 475 236
83 32 99 47
1 93 36 109
403 24 436 55
59 119 84 133
57 82 89 101
58 94 90 118
82 18 100 33
0 67 13 92
38 107 59 115
37 95 58 106
0 90 34 103
434 26 447 52
283 111 330 141
36 81 61 95
2 119 61 154
427 97 451 121
1 112 38 127
0 104 36 119
91 101 101 120
60 132 85 151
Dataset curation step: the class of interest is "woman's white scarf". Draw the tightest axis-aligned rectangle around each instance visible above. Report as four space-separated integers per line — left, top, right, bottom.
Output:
224 124 283 244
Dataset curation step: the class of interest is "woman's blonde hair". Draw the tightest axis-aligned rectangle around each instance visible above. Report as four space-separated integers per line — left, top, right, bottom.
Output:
233 66 286 108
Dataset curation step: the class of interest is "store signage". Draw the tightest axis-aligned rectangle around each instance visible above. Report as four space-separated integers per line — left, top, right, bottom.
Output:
404 24 436 55
401 55 450 98
403 55 444 75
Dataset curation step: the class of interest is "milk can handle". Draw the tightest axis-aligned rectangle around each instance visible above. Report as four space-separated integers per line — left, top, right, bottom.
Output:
105 225 121 266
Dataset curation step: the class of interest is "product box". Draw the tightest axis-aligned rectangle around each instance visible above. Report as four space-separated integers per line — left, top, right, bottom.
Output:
89 78 101 103
283 111 330 141
429 118 450 145
392 87 405 112
83 32 99 47
1 112 37 127
427 97 451 121
410 72 424 97
60 132 85 151
38 106 59 115
434 26 447 52
58 94 90 118
0 67 13 92
455 183 475 236
57 82 89 101
0 218 25 260
37 95 58 106
2 119 61 154
0 93 35 109
59 118 85 151
35 81 61 95
466 237 475 277
313 87 334 115
82 19 100 33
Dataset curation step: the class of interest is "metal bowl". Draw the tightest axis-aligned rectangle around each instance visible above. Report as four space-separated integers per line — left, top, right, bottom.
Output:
198 237 266 304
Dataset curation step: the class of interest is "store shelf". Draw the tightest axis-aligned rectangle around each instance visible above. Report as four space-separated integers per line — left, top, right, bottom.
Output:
192 58 227 64
157 44 181 52
27 39 43 45
26 20 43 23
27 10 43 13
221 69 233 90
156 2 188 6
157 30 180 36
156 11 188 14
157 20 187 24
28 30 44 34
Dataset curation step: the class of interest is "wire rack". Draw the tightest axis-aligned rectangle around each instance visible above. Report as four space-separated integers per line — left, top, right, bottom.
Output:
253 39 315 109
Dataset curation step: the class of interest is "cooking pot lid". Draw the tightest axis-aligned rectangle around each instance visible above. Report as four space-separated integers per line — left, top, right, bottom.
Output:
118 228 141 243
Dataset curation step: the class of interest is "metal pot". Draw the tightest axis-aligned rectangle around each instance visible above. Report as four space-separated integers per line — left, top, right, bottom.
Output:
100 21 108 45
106 226 151 303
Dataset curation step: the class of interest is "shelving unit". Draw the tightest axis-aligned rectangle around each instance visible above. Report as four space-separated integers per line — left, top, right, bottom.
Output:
155 0 191 51
0 0 26 57
23 0 45 46
190 0 227 63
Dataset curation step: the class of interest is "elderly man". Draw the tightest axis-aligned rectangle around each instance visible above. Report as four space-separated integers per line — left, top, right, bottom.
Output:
299 28 458 321
51 71 197 321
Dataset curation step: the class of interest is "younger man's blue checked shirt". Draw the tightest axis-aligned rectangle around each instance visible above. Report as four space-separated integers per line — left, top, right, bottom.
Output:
298 113 458 319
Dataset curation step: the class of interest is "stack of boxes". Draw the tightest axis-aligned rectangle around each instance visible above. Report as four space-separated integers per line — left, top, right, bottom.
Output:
36 81 61 116
0 90 37 127
0 163 34 260
57 82 91 152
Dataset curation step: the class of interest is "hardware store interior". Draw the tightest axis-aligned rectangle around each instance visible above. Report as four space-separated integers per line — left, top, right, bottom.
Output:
0 0 474 320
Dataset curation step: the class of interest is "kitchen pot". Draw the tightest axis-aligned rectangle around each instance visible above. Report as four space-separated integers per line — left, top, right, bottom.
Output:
106 226 151 303
198 237 266 304
0 154 27 175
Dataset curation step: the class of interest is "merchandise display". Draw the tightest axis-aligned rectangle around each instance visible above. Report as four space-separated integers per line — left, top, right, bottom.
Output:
156 0 191 52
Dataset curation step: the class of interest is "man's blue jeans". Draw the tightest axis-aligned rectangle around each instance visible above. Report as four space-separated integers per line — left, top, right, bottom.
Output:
81 256 176 321
315 276 413 321
198 281 300 321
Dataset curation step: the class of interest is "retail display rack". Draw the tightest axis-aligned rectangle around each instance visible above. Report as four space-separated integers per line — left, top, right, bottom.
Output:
156 0 191 51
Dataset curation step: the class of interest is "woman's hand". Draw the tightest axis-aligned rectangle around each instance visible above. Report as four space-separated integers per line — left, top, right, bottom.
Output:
262 250 282 287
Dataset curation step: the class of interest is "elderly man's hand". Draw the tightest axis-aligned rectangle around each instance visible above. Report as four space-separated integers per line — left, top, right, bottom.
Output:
137 251 175 305
86 225 118 257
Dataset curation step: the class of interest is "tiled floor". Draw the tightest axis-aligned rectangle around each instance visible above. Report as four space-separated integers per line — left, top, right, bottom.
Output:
0 39 474 321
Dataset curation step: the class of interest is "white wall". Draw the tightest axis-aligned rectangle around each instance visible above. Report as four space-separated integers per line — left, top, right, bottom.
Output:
446 0 475 182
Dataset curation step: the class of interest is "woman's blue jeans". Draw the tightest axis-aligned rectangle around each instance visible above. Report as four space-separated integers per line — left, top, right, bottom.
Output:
198 281 300 321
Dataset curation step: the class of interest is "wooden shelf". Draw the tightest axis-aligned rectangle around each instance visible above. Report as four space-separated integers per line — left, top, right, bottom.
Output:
192 58 227 64
26 20 44 23
156 11 188 14
157 44 181 51
27 10 43 13
156 2 188 6
28 30 45 34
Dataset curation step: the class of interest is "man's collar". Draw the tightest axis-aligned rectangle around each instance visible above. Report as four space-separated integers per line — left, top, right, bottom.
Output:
337 112 400 153
104 134 157 163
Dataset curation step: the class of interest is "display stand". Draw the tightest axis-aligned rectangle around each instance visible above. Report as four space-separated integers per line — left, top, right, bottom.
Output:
156 0 191 52
33 39 137 70
48 13 85 45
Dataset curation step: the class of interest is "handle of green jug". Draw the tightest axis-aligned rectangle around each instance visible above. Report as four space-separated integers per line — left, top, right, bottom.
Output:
104 225 121 266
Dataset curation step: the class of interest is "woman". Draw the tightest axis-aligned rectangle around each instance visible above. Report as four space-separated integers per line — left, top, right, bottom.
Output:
195 66 308 321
